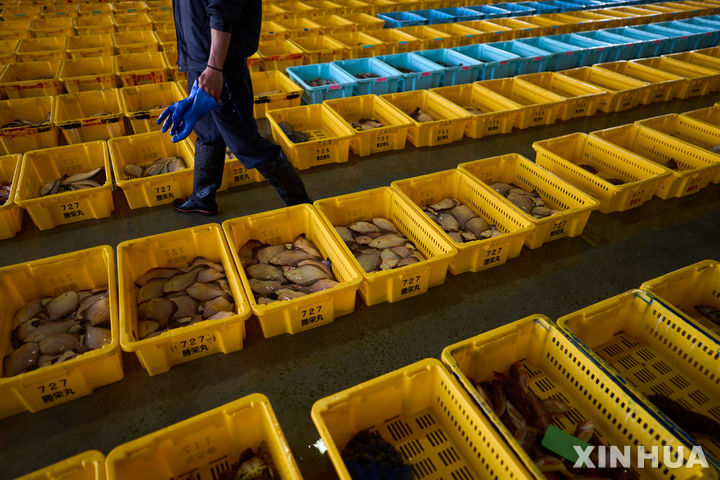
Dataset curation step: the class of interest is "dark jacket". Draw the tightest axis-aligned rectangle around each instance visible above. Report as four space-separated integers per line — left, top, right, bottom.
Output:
173 0 261 73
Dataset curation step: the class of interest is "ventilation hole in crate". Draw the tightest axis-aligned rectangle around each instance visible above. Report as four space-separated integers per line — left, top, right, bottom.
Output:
451 465 475 480
669 375 691 390
636 347 655 361
619 335 641 349
398 438 424 461
564 407 585 425
650 383 675 397
603 342 625 357
676 398 694 410
210 458 231 480
412 457 438 478
617 355 639 370
387 418 413 442
438 446 461 467
633 368 656 384
708 406 720 422
533 377 555 393
651 361 672 376
415 413 435 430
426 429 448 448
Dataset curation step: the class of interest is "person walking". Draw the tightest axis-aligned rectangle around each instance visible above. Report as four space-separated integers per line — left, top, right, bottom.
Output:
165 0 311 215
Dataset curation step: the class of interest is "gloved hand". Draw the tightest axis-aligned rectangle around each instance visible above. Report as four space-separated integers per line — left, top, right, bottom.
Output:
156 80 221 143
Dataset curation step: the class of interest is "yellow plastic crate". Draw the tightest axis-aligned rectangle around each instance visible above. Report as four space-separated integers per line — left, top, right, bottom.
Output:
266 104 355 170
459 153 599 249
641 259 720 342
112 12 153 32
683 104 720 127
66 35 114 59
331 31 386 58
73 15 115 36
632 57 720 99
341 12 385 31
0 154 23 240
638 113 720 183
488 17 542 39
307 0 345 15
363 0 399 14
277 17 323 37
0 38 18 57
58 57 116 93
366 28 422 53
16 36 67 62
558 67 649 113
16 450 105 480
289 35 347 65
441 314 713 480
0 246 122 419
396 25 455 50
264 3 289 20
392 169 534 274
258 39 304 72
112 30 159 54
76 4 115 16
116 224 251 375
324 94 412 157
380 90 471 148
666 51 720 86
153 21 176 33
0 30 31 42
108 131 195 209
594 60 683 105
425 23 483 46
53 89 126 144
315 187 456 305
222 204 362 338
247 52 262 72
475 78 565 129
112 1 149 13
333 0 372 14
114 52 169 86
312 358 533 480
221 150 264 189
515 72 605 121
695 45 720 58
119 81 184 133
41 4 80 18
558 289 720 471
639 3 684 21
250 70 303 119
555 11 617 30
260 21 289 42
106 394 301 479
458 20 516 42
518 14 574 36
152 29 175 50
148 9 174 24
14 142 114 229
431 83 518 139
30 17 75 37
533 132 672 214
0 96 56 155
281 0 317 17
590 123 720 198
312 14 357 35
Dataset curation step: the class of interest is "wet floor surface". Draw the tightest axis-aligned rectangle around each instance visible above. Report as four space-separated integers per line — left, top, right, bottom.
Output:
1 94 719 479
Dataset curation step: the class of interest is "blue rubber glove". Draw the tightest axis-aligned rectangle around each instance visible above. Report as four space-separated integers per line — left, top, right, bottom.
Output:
157 81 198 133
170 82 221 143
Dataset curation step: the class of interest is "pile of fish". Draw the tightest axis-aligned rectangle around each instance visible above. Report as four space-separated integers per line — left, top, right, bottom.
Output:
3 288 112 377
1 116 49 129
490 182 559 219
663 158 679 170
475 362 632 479
394 66 415 74
307 77 337 87
0 181 10 205
134 257 235 340
123 156 186 180
278 121 308 144
334 218 426 273
422 197 502 243
217 443 277 480
647 394 720 443
350 118 383 131
238 234 339 304
342 430 411 480
40 167 106 197
354 72 379 79
578 164 626 186
410 108 434 122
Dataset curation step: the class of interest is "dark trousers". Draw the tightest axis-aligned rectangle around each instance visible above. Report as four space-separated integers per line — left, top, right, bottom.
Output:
186 63 311 206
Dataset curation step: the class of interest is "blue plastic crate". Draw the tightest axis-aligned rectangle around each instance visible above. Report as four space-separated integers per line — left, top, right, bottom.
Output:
286 63 357 104
634 24 693 54
375 53 444 91
493 2 537 16
409 9 455 25
452 43 521 80
578 30 640 61
434 7 484 22
518 36 583 70
550 33 613 65
377 11 427 28
604 27 666 58
415 48 484 85
544 0 582 12
564 0 606 9
332 58 402 95
464 4 511 19
487 40 552 75
664 20 720 49
518 1 560 14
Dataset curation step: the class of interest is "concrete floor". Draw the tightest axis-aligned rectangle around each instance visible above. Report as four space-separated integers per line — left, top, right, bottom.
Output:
1 93 719 479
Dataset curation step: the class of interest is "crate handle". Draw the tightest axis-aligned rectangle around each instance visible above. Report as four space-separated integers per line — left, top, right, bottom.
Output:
461 66 469 70
329 84 340 90
376 77 386 82
500 60 508 65
421 71 430 77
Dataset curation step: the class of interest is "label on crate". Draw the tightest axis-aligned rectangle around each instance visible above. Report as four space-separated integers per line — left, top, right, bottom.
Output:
150 182 179 205
56 199 91 223
548 219 568 239
228 165 255 187
395 271 429 299
23 374 88 411
169 333 219 362
482 245 507 269
296 301 333 329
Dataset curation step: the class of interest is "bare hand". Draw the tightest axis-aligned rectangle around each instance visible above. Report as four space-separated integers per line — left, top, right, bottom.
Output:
198 67 223 102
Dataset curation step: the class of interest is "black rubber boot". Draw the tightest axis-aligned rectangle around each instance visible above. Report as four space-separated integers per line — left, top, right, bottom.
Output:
173 143 225 215
256 151 312 206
